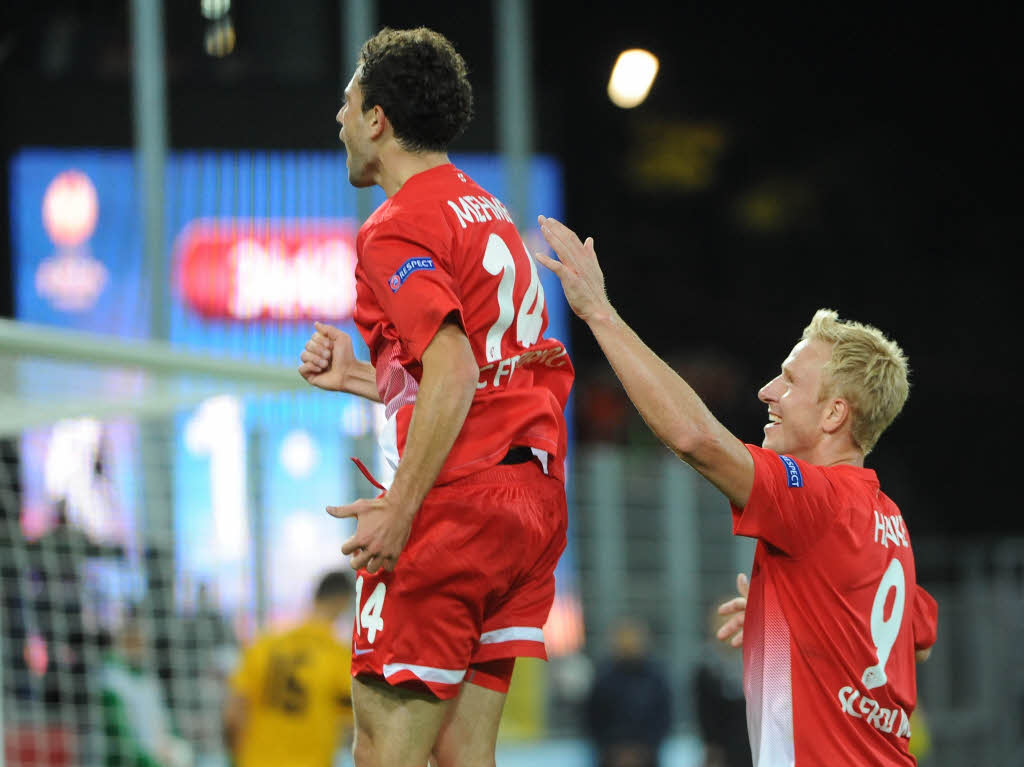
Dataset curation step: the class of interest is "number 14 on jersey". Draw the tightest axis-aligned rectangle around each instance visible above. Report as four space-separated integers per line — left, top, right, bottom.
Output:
355 576 385 644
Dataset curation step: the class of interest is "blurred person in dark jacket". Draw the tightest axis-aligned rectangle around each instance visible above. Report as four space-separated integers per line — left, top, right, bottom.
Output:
585 617 672 767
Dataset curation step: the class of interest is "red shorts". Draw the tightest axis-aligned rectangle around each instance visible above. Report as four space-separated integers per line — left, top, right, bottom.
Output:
350 459 567 699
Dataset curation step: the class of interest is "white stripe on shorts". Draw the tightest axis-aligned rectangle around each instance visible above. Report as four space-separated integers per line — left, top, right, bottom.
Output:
382 663 466 686
479 626 545 645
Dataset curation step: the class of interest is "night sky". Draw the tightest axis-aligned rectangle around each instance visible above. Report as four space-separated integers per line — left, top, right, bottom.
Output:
533 6 1022 538
2 3 1020 536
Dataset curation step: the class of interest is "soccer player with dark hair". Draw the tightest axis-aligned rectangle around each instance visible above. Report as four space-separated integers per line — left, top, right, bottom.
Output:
298 27 573 767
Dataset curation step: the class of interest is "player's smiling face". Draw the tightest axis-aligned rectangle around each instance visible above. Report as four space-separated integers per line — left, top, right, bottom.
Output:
336 67 378 188
757 338 833 459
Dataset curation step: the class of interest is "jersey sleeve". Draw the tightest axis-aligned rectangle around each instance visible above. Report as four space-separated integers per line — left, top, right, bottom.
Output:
358 217 465 362
730 444 846 557
912 584 939 651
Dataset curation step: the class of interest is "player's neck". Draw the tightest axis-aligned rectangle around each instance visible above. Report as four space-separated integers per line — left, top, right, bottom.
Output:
308 605 341 625
377 148 450 197
800 437 865 469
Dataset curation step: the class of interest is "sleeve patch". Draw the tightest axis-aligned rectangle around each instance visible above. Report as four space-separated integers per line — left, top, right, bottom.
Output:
389 257 435 293
779 454 804 488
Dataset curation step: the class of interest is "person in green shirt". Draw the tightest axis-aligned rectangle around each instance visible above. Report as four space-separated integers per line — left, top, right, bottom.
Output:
100 606 192 767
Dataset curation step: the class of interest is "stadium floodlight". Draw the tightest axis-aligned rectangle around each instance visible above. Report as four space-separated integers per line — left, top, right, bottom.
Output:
200 0 231 20
204 17 236 57
607 49 660 109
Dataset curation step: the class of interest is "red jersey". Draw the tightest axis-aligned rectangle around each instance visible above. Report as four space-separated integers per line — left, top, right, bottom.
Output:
731 445 938 766
353 164 573 484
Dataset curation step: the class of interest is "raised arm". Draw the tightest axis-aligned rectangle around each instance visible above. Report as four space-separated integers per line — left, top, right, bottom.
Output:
535 216 754 507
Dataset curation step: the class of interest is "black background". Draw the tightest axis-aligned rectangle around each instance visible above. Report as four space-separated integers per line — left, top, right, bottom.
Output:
2 2 1021 537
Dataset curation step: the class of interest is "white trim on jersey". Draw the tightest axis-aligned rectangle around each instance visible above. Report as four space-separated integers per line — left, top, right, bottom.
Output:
378 411 399 473
479 626 545 645
749 594 796 767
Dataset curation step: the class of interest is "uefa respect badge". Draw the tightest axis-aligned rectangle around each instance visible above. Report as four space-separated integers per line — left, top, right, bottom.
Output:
389 256 435 293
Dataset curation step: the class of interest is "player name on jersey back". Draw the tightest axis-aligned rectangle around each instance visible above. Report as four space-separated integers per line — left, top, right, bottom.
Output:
447 194 515 229
837 683 913 738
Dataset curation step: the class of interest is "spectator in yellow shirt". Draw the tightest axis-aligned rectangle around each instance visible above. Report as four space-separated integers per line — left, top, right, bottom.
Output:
224 570 353 767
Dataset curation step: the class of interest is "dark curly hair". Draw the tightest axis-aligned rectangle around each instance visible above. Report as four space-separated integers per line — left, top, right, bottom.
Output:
358 27 474 152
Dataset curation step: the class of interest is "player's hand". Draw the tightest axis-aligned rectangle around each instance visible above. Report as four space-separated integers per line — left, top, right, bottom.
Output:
298 321 356 392
534 215 614 324
715 572 750 648
328 494 416 574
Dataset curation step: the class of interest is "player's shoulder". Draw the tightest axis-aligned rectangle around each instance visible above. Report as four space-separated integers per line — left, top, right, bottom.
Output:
255 627 292 651
394 164 479 211
236 629 275 664
758 448 878 495
746 445 822 489
397 165 510 232
360 193 453 250
292 620 348 648
822 464 888 521
874 486 903 514
746 447 873 526
448 167 501 204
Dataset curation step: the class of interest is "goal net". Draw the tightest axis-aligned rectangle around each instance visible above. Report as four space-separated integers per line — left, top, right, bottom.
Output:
0 319 380 766
4 147 584 764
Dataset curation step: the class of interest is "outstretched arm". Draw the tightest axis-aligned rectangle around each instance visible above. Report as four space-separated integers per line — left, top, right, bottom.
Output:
536 216 754 507
298 321 382 402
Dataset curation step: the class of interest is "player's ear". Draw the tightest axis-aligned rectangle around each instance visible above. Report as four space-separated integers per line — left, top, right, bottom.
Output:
822 397 850 436
368 105 388 140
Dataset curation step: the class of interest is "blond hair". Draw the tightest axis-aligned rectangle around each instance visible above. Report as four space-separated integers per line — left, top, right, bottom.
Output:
802 309 909 455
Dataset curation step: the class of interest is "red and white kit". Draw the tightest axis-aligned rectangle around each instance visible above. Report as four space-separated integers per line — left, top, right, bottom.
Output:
733 445 938 766
350 163 574 698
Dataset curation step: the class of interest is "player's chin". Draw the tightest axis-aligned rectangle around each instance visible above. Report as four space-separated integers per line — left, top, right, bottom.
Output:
344 159 370 188
348 171 374 189
761 426 782 453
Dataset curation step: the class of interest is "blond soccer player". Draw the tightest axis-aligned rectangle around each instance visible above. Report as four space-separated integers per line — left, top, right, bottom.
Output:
536 216 938 766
